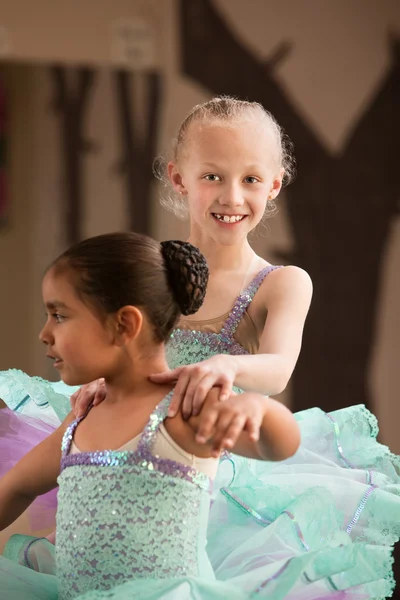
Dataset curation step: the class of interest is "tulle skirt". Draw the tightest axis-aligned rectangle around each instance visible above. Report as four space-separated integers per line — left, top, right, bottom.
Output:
0 372 399 598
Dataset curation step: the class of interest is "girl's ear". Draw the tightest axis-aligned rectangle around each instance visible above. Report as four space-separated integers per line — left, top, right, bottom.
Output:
269 167 284 200
113 306 143 346
168 161 187 195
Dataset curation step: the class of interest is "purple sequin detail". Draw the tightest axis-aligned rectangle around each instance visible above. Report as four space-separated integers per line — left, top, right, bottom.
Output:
220 265 282 338
169 265 282 356
283 510 310 551
220 487 271 526
345 484 378 535
252 558 294 595
60 452 211 492
60 392 211 493
170 329 249 355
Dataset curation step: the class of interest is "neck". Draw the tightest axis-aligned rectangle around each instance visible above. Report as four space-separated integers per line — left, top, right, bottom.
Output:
187 230 255 272
104 346 171 404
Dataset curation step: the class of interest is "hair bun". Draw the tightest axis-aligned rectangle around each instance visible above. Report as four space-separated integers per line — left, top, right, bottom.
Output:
160 241 209 316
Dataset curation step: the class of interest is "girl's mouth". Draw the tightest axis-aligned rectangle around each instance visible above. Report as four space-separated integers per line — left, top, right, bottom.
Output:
212 213 247 224
47 354 63 368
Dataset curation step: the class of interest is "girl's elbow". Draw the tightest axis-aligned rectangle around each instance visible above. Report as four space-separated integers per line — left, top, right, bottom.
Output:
272 423 301 461
271 363 294 396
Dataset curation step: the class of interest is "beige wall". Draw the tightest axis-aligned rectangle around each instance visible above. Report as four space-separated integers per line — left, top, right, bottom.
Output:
0 65 36 373
0 0 398 451
0 0 164 68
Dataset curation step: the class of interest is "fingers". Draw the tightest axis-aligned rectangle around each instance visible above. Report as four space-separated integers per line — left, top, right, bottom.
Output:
73 379 105 417
167 370 192 418
211 414 247 457
191 374 222 417
93 378 106 406
244 413 262 442
172 372 231 419
194 399 264 458
195 403 220 444
149 367 182 385
70 389 84 417
184 373 214 418
218 380 233 403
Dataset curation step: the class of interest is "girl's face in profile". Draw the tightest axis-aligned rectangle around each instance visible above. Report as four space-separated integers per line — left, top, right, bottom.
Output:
40 269 117 386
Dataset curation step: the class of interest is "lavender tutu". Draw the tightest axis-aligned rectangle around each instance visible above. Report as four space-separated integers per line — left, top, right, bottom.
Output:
0 408 58 529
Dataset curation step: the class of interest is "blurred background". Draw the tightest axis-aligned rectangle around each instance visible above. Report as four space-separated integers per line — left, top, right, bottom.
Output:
0 0 399 588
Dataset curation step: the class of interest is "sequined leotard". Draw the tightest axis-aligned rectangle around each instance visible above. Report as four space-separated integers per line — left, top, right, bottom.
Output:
55 391 215 599
167 265 280 374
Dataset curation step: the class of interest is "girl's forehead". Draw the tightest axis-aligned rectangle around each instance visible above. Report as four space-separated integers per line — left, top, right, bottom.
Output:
183 121 279 166
42 268 78 304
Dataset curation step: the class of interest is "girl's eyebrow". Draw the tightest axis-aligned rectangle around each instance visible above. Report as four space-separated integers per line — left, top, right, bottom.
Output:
45 301 69 310
200 161 265 171
199 162 220 169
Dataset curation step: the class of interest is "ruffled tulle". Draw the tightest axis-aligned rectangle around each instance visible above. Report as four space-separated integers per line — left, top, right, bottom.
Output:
1 370 400 598
0 533 380 599
0 369 74 425
0 408 58 529
207 404 400 598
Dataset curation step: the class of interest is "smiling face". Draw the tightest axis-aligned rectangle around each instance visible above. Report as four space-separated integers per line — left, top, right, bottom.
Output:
39 268 118 386
169 119 283 247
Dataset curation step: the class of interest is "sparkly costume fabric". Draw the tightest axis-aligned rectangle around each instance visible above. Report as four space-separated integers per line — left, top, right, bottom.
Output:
1 266 400 598
56 393 212 599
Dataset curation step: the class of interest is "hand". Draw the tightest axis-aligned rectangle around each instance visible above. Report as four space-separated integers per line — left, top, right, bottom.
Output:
193 393 265 458
149 355 237 419
70 378 106 417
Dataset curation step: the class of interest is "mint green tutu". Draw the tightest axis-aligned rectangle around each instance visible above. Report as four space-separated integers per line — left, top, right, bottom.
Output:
1 370 400 598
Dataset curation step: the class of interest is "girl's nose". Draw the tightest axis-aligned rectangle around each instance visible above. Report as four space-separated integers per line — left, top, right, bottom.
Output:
221 183 244 207
39 321 52 345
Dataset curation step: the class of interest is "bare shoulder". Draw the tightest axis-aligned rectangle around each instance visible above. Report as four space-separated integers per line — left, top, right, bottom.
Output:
263 265 313 302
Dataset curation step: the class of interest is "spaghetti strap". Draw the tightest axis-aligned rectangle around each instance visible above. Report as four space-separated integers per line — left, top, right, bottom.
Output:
61 392 174 458
136 391 173 455
220 265 283 339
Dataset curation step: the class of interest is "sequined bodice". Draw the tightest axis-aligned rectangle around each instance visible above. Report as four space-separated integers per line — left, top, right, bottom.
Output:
56 392 213 600
166 266 281 374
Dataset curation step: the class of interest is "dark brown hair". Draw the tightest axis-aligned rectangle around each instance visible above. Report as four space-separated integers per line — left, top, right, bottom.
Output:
49 232 209 342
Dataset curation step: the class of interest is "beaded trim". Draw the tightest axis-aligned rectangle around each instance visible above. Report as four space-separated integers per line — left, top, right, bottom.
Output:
325 411 378 535
220 265 282 338
60 451 211 492
170 265 282 356
169 328 249 355
283 510 309 551
220 487 271 526
60 391 212 493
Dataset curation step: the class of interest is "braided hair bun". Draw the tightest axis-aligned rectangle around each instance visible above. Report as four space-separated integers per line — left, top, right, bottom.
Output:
160 241 209 316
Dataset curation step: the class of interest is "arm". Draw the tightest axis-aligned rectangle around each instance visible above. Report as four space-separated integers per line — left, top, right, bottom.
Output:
168 388 300 462
155 265 312 417
231 265 313 395
0 412 74 530
228 395 300 460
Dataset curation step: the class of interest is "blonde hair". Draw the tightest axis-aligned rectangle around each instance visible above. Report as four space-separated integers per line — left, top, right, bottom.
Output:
154 96 295 220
